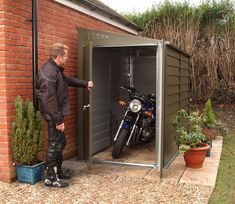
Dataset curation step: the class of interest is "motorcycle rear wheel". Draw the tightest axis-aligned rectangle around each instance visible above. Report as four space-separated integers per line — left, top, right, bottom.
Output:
112 129 129 159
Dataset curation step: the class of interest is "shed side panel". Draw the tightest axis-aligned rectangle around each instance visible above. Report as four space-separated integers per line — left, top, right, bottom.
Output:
164 45 191 167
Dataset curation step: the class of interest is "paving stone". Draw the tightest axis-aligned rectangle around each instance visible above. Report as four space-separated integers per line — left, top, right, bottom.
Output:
178 137 222 188
144 169 161 181
63 160 87 175
203 157 221 167
83 164 122 176
163 163 186 181
180 166 218 187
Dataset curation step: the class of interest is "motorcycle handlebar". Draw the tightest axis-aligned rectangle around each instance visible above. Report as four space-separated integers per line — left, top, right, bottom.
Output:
120 86 156 101
120 85 136 92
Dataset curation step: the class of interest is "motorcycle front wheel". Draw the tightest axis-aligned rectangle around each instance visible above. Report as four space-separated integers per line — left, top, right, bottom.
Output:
112 129 129 159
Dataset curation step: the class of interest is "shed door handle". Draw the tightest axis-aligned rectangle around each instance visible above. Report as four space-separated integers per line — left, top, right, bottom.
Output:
83 104 90 111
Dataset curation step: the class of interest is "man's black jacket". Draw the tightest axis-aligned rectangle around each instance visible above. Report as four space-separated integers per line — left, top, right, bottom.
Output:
36 58 88 125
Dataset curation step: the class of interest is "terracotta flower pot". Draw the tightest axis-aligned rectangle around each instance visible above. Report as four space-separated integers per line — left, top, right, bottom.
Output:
184 143 210 168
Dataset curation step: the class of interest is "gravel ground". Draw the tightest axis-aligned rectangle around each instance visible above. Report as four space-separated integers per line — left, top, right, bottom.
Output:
0 172 213 204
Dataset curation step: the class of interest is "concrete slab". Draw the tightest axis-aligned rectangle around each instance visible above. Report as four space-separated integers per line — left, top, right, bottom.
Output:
179 137 223 187
209 147 222 153
209 151 222 160
162 162 186 181
93 145 141 161
213 136 223 143
171 154 184 164
84 164 122 176
128 148 156 164
63 160 87 175
203 157 220 167
82 163 152 180
180 166 218 187
144 154 186 182
93 142 156 165
63 137 223 191
212 143 223 147
144 169 160 181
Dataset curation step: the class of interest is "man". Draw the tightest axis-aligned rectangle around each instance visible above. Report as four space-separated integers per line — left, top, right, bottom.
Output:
36 43 93 188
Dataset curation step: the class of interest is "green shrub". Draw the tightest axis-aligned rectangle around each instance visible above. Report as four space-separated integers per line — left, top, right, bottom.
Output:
11 96 44 165
203 99 215 128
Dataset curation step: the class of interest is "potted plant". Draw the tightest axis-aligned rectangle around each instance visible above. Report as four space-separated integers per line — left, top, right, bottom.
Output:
173 109 210 168
11 96 45 184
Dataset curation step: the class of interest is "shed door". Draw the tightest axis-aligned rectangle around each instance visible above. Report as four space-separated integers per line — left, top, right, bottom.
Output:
83 42 93 168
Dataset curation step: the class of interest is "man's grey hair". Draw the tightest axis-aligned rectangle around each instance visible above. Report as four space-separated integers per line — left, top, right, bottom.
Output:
50 43 69 59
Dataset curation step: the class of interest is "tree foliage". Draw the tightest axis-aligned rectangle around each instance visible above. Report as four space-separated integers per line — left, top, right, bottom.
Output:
125 0 235 103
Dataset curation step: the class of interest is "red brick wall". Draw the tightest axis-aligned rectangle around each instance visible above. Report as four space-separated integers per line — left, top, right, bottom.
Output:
0 0 17 183
0 0 132 182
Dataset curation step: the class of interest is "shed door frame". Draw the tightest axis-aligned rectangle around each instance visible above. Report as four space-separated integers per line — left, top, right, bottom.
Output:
90 45 161 170
77 28 165 176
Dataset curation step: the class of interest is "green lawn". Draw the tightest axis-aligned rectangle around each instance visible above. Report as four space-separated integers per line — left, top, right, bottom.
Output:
209 131 235 204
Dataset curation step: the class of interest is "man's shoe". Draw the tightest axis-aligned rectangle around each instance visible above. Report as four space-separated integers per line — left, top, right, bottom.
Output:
44 179 69 188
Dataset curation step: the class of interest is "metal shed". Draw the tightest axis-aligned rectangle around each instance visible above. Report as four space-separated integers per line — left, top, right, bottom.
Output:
77 28 191 177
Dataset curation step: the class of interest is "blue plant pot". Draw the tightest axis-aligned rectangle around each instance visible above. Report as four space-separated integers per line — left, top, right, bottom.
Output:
16 161 46 184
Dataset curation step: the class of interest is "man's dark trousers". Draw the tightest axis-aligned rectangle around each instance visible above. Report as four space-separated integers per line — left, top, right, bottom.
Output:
46 120 66 179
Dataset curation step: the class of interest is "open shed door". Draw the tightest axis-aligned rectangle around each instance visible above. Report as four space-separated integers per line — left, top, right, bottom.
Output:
82 42 93 169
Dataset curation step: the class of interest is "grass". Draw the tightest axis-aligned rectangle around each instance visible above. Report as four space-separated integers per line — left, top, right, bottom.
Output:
209 131 235 204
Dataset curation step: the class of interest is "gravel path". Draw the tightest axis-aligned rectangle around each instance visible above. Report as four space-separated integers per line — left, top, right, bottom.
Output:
0 172 213 204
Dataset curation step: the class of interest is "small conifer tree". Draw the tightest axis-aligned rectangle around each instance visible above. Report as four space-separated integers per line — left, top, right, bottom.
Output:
203 99 215 128
11 96 44 165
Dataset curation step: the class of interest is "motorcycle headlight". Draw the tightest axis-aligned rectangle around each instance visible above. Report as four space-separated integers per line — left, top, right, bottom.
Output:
129 99 142 113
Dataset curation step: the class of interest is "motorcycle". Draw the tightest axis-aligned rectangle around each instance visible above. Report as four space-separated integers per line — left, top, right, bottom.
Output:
112 85 156 159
